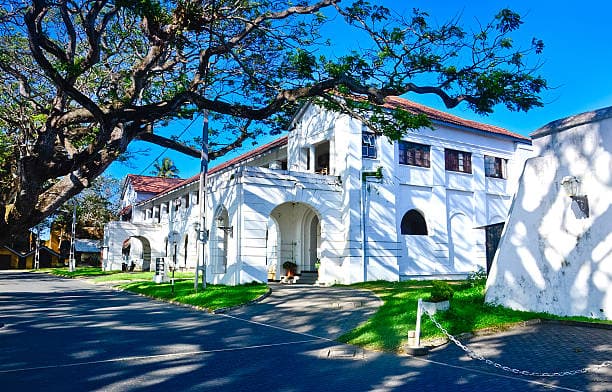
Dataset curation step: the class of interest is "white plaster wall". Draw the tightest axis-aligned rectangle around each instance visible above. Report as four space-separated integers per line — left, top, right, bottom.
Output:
290 104 532 282
102 221 163 271
486 108 612 320
385 122 528 279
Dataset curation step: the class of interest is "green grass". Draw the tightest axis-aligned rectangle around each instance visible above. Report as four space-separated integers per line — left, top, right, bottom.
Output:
49 266 268 311
338 280 611 353
119 280 269 311
49 267 195 282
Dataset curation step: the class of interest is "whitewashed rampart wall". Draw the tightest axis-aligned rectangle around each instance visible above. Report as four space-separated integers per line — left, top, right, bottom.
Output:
486 107 612 320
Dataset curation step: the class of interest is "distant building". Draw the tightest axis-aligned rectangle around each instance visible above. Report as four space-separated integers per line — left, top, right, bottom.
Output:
118 175 185 222
74 239 101 266
486 106 612 320
103 97 532 284
0 245 61 269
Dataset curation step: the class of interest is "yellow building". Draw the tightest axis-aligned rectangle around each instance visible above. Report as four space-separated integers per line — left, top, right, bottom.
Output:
0 247 23 269
0 246 61 269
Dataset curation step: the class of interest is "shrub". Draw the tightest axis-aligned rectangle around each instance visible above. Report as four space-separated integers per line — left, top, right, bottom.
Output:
428 281 454 302
282 261 297 271
467 266 487 287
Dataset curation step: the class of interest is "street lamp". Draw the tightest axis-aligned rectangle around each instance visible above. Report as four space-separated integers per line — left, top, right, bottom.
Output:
560 176 589 217
192 222 208 242
216 215 233 236
193 221 208 290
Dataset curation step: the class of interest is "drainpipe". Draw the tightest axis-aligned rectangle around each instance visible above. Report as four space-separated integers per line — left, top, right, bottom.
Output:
236 172 243 285
361 170 368 283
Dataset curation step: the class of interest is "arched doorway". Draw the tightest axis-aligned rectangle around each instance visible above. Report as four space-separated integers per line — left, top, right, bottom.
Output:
121 236 152 271
211 208 230 274
268 202 321 278
303 210 320 272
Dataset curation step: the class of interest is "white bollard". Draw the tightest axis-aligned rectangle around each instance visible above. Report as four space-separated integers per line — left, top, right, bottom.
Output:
406 298 429 356
414 298 423 348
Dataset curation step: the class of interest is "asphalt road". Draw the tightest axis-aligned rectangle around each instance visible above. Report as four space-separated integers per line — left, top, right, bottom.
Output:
0 271 609 391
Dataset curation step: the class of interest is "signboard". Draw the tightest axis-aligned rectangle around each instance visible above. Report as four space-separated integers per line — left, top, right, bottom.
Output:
153 257 166 283
155 257 164 275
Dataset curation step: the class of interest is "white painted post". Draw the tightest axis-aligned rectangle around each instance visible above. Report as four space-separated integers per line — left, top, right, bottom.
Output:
414 298 423 348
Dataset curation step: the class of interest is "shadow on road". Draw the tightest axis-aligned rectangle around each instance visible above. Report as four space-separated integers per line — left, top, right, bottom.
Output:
0 272 609 391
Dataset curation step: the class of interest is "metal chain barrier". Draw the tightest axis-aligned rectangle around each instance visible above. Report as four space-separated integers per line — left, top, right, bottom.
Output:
425 312 611 377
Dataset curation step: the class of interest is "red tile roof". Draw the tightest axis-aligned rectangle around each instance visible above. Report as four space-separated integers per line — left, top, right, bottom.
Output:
118 205 132 216
125 174 185 194
383 96 530 142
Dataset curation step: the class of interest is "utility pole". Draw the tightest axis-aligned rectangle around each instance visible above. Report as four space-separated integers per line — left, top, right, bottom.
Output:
69 203 76 272
34 225 40 269
194 109 209 291
194 1 214 292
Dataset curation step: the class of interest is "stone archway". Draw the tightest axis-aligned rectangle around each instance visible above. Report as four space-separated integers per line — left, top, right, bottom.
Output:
122 236 152 271
269 202 321 277
211 207 230 274
303 210 321 272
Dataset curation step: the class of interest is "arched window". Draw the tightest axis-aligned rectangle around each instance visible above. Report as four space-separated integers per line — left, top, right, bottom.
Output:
183 235 188 268
401 209 428 235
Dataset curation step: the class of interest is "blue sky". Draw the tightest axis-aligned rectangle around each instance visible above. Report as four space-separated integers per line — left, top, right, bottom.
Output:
105 0 612 180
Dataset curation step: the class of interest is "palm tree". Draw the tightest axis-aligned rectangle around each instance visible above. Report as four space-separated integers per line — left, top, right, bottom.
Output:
152 157 180 178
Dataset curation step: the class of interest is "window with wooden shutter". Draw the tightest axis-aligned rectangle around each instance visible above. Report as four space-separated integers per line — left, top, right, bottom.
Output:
485 155 507 178
399 141 430 167
445 149 472 174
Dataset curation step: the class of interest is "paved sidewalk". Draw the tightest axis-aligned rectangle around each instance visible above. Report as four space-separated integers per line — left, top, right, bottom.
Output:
225 282 611 391
224 283 382 339
427 320 611 390
1 272 610 391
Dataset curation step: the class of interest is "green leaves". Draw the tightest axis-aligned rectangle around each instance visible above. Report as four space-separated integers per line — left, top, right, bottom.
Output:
0 1 548 241
288 48 317 79
495 9 522 33
345 0 390 23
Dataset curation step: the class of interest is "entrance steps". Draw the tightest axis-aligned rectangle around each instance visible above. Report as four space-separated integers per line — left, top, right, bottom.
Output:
298 271 318 285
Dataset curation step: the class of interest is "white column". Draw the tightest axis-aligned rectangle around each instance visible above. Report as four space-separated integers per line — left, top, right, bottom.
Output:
309 145 316 173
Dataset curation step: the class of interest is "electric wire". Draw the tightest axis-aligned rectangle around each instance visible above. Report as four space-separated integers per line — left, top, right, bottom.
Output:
137 113 202 176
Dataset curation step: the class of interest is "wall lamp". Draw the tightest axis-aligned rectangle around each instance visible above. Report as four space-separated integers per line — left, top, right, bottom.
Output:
216 215 233 236
560 176 589 217
192 222 209 242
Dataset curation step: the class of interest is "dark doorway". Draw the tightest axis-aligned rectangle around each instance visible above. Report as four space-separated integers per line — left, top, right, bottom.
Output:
484 222 505 274
0 254 10 270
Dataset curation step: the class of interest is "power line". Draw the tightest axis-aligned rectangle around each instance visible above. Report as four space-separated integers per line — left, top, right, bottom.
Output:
138 114 202 176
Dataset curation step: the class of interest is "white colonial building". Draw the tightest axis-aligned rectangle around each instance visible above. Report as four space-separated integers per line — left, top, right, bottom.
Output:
103 97 533 285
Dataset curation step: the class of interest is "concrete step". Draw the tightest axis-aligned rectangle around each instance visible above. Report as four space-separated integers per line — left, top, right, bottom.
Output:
298 271 318 285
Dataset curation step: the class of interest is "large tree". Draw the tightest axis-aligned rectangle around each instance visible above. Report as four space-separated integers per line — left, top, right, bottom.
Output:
0 0 546 242
52 174 120 239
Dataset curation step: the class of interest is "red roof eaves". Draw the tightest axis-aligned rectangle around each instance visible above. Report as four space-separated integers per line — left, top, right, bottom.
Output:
126 174 185 194
383 96 530 142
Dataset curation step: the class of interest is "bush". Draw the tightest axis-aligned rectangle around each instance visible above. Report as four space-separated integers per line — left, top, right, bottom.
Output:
428 281 454 302
282 261 297 271
467 266 487 287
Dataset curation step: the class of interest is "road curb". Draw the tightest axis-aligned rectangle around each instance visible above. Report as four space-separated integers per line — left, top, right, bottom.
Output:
212 287 272 314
